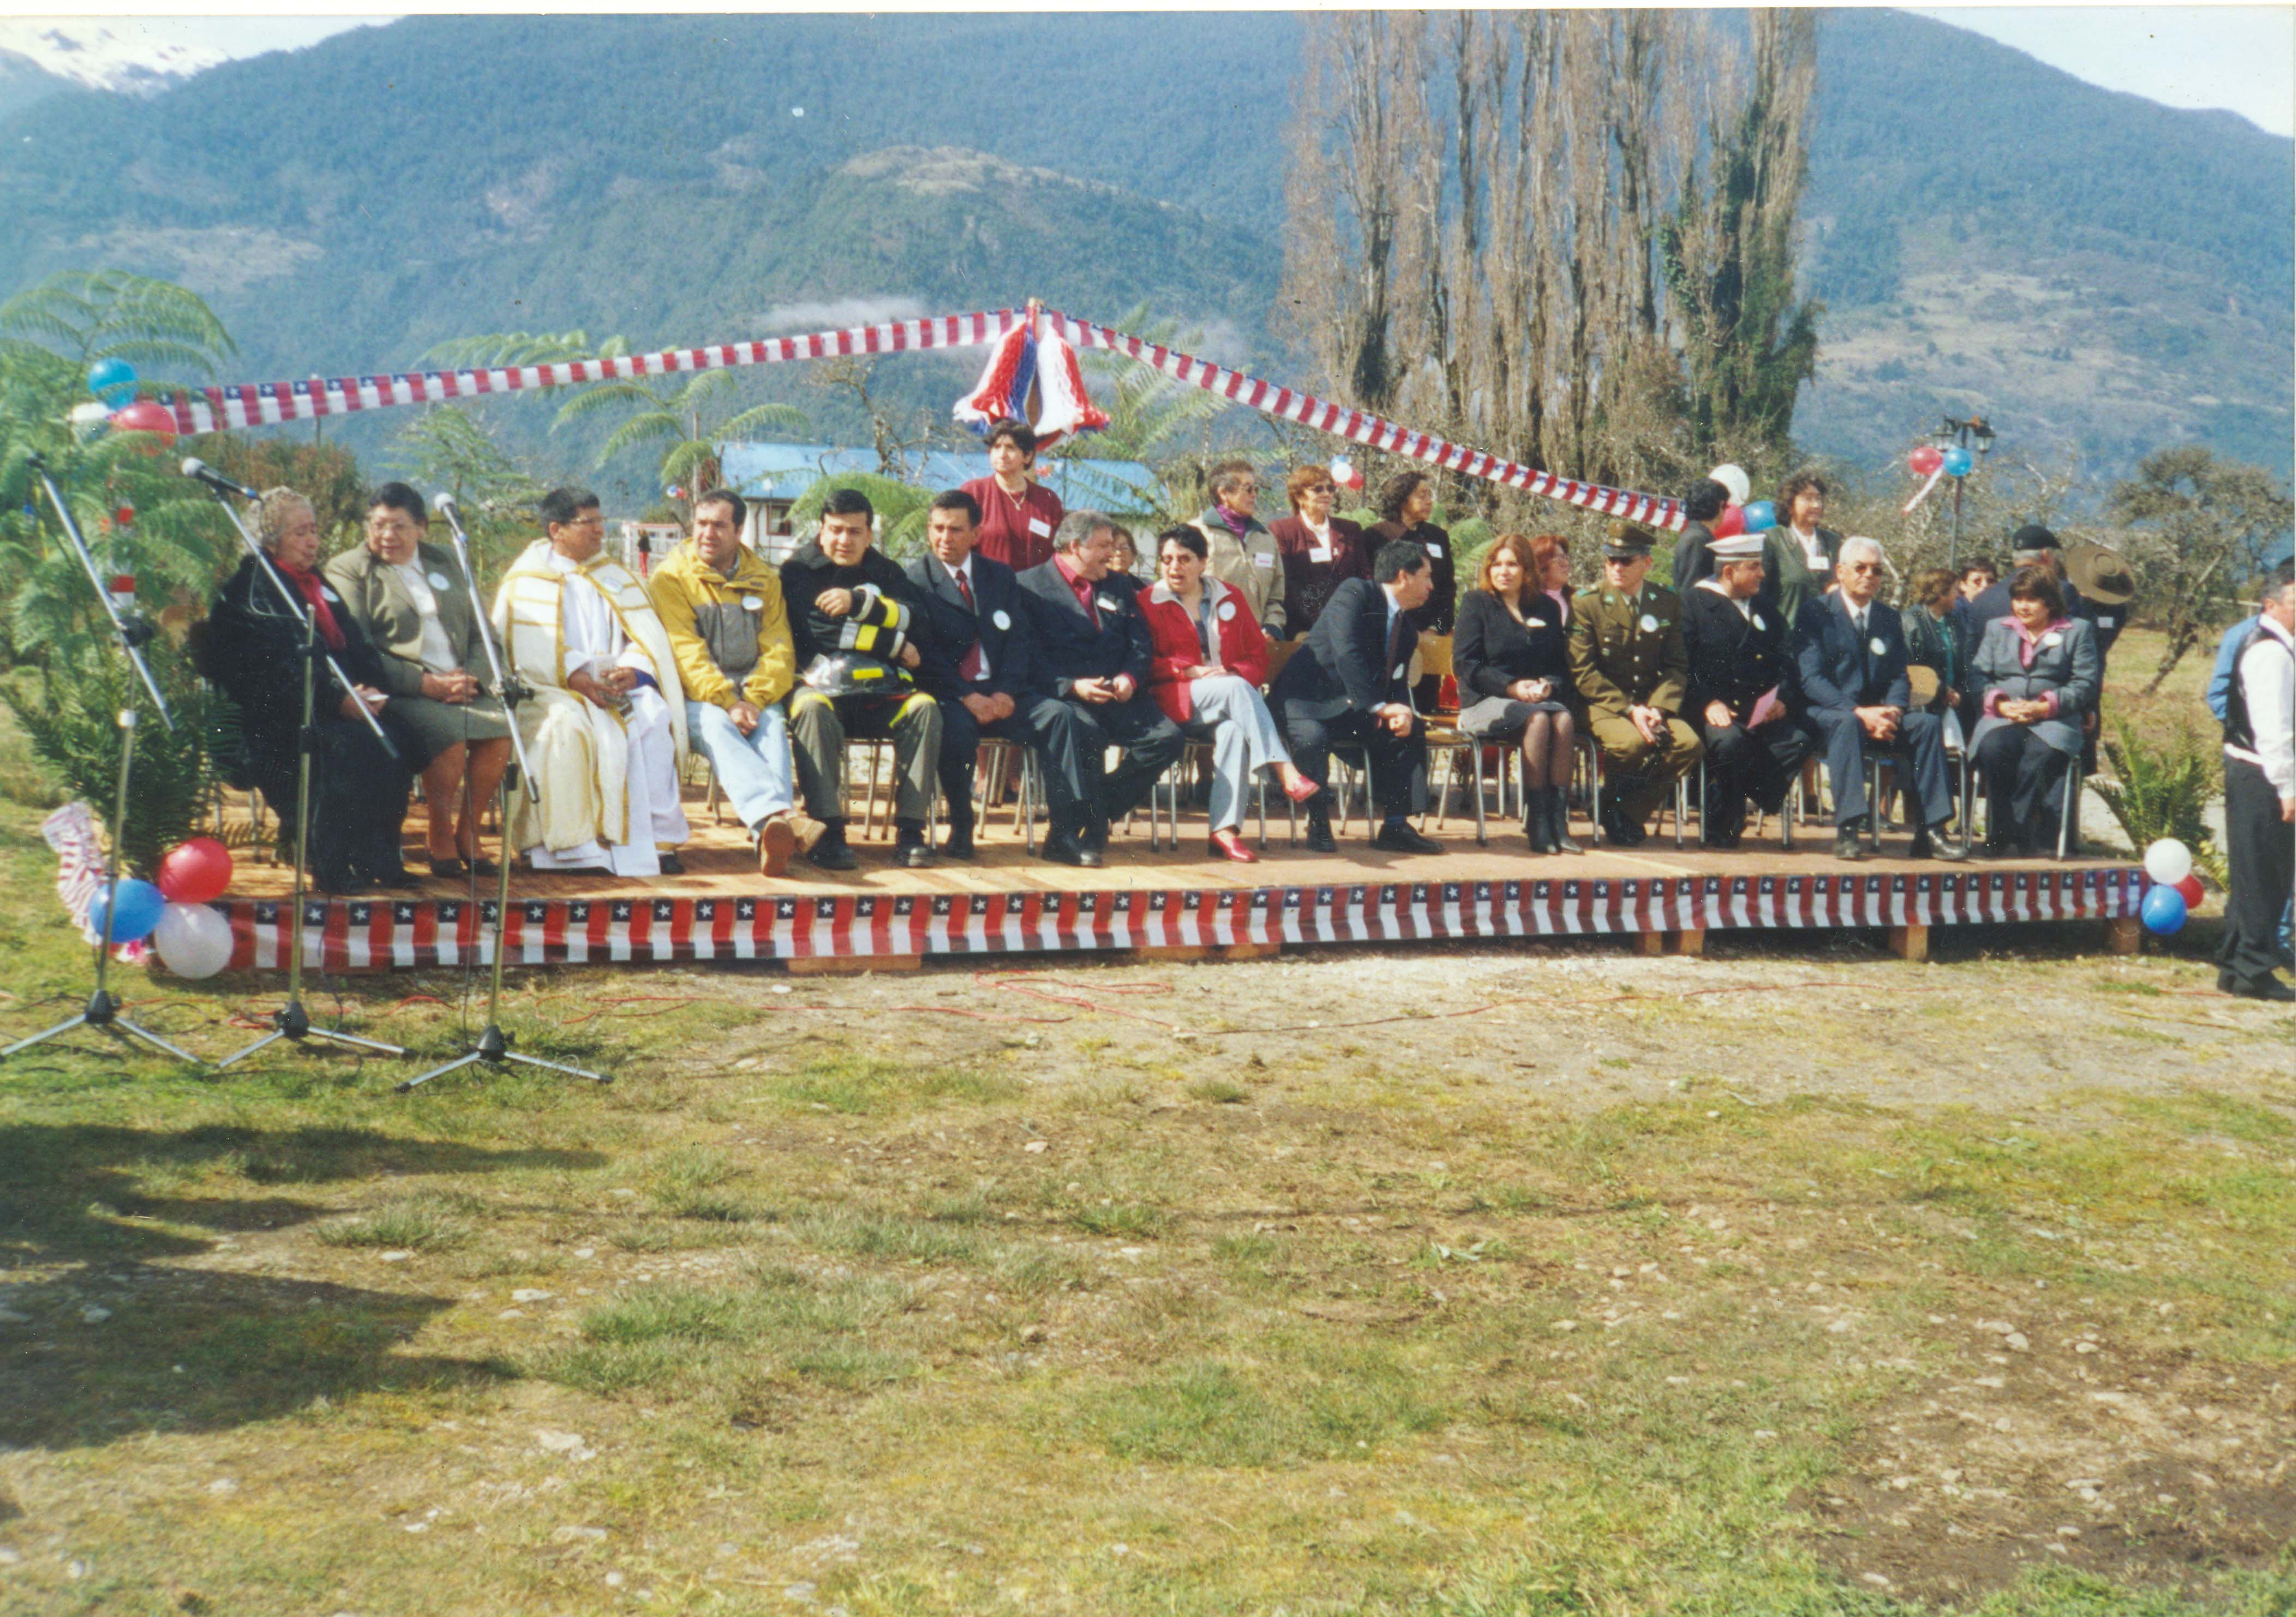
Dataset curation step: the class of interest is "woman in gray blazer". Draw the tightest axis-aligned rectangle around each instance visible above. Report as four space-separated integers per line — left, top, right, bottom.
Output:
1968 565 2100 855
323 483 513 877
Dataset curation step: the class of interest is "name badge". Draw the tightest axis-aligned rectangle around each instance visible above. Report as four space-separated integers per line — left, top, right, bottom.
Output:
1639 613 1659 633
741 595 763 611
1751 612 1765 631
1869 637 1888 657
320 587 341 603
1097 595 1120 613
428 570 453 591
2097 614 2115 628
2041 632 2063 649
1217 600 1236 622
1253 552 1275 569
991 608 1011 631
1425 541 1444 558
1027 516 1051 537
1308 545 1332 563
1392 662 1408 680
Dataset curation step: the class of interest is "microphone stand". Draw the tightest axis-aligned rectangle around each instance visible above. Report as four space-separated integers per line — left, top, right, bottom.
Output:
202 486 405 1068
2 455 201 1066
400 502 609 1091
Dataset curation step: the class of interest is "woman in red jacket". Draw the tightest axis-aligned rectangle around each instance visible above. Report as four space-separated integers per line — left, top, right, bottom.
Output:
1141 526 1321 861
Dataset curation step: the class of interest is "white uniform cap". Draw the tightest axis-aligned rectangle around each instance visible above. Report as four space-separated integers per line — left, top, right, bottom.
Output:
1709 533 1765 563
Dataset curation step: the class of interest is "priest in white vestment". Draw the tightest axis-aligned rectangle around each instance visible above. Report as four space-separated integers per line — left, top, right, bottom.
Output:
492 489 691 876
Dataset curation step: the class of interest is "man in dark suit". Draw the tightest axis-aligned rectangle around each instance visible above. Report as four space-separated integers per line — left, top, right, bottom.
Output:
1682 532 1807 848
1669 478 1732 595
1792 537 1964 861
1013 509 1186 867
1268 538 1438 854
905 489 1085 861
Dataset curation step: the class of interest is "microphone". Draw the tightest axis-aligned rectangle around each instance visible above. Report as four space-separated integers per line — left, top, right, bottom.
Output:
433 491 460 522
180 457 259 501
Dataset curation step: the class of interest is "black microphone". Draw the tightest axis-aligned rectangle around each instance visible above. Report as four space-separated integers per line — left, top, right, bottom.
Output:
180 457 259 501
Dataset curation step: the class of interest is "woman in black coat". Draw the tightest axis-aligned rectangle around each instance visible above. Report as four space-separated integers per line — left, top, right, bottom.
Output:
1454 533 1579 853
200 489 426 894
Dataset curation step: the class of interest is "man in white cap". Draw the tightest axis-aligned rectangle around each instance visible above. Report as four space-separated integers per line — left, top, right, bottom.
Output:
1682 531 1807 848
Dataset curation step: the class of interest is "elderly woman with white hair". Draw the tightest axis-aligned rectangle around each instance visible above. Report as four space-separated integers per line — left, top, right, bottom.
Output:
198 487 427 894
1789 534 1965 862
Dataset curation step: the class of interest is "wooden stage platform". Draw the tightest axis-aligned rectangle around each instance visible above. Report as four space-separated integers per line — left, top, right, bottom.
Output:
211 790 2148 974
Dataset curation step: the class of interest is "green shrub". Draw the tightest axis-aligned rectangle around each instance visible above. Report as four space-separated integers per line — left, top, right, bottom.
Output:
2096 720 2227 885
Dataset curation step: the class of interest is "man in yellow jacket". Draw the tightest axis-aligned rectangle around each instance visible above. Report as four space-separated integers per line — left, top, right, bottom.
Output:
649 489 802 875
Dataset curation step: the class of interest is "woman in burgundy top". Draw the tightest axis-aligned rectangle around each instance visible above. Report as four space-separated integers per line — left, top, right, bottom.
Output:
960 417 1065 573
1267 463 1369 638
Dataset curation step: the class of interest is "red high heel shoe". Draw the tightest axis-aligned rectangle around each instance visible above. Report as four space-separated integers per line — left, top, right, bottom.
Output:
1282 772 1323 805
1209 828 1259 864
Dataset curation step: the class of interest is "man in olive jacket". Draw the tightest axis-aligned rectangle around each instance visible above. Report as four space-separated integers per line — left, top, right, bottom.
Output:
1568 520 1702 847
649 489 802 875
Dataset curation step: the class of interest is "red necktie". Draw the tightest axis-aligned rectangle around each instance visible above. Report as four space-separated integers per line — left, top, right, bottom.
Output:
954 568 984 682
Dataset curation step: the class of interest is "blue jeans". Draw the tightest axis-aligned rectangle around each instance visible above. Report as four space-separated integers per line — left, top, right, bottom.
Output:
685 700 794 828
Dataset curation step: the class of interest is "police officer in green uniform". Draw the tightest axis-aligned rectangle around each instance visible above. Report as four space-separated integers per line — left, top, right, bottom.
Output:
1567 520 1703 847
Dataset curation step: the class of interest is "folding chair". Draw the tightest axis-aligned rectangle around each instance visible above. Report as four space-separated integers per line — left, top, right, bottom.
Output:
1578 735 1690 847
1962 751 2083 860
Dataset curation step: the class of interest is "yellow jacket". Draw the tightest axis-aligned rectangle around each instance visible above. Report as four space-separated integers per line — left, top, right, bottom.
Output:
647 540 796 709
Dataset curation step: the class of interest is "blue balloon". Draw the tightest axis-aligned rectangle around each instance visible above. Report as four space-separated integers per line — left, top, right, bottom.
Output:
2139 884 2188 936
1941 446 1974 478
1741 500 1777 533
86 358 138 404
88 877 166 944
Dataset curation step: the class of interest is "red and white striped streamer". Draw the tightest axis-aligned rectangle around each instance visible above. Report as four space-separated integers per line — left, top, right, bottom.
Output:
140 302 1680 528
1042 308 1685 532
144 309 1025 436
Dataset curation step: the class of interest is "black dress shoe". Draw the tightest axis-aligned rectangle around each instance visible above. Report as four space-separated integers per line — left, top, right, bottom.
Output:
427 855 470 880
2230 975 2295 1002
1372 822 1442 855
656 852 687 876
1042 832 1102 868
1833 826 1866 862
1922 824 1970 862
1304 820 1339 854
374 869 425 890
941 823 977 861
469 855 501 878
2218 968 2240 995
805 839 858 872
1601 810 1646 848
895 838 937 870
315 871 368 896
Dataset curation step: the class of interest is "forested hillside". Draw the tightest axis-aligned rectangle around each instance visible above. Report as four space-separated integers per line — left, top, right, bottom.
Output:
0 10 2285 491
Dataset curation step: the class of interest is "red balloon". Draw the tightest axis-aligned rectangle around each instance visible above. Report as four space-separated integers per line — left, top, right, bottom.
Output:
2174 874 2205 909
156 837 234 905
1711 503 1746 539
1908 445 1944 477
109 401 179 447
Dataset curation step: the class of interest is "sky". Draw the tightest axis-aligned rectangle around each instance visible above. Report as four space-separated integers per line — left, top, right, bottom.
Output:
0 5 2291 140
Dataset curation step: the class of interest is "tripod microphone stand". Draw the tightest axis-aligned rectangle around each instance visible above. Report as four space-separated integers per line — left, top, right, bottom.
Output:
400 493 609 1091
199 481 406 1068
1 455 200 1065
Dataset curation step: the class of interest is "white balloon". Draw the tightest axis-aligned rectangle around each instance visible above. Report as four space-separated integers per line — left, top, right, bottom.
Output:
1709 462 1752 506
69 401 111 426
152 902 235 979
1329 455 1354 483
2142 839 2193 887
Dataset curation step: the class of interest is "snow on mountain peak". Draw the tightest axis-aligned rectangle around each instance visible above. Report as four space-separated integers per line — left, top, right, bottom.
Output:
0 21 228 95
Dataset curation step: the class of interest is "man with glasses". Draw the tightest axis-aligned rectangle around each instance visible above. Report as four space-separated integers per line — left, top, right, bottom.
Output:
1791 536 1964 862
1191 459 1287 639
492 486 692 877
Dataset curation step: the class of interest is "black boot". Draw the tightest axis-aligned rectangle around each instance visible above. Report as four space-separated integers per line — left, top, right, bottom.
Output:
1525 787 1555 852
1548 787 1583 854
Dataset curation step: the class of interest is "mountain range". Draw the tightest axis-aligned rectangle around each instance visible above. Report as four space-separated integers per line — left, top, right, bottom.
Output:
0 10 2287 499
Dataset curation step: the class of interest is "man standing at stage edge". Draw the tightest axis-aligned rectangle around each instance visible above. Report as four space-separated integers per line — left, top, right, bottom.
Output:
649 488 803 877
493 487 691 877
2218 563 2295 1001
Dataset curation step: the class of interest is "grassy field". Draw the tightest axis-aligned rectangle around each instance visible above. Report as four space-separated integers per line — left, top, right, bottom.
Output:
0 620 2285 1614
1 775 2292 1614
